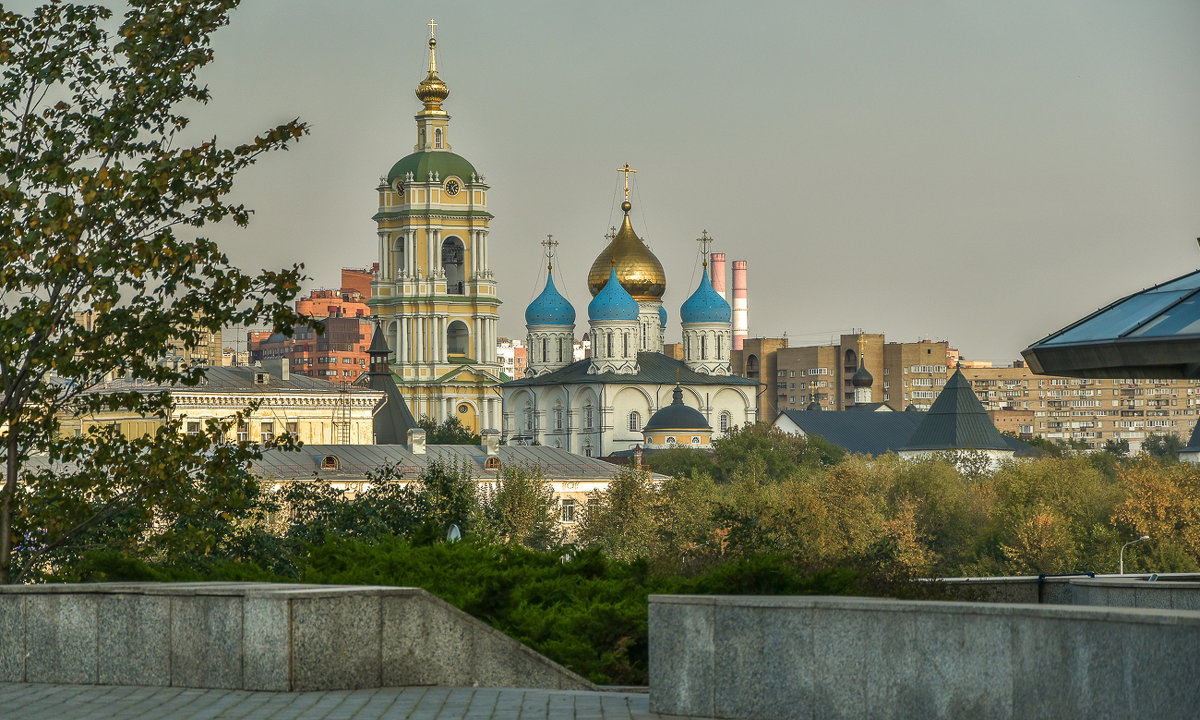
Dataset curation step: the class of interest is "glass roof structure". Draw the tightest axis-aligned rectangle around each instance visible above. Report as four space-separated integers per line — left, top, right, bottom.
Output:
1022 268 1200 379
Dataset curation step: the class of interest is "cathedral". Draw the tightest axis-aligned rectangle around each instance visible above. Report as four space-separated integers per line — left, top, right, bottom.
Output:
368 22 502 433
500 185 758 456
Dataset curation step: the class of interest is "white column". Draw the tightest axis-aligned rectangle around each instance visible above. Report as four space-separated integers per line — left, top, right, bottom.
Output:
440 317 448 363
432 229 442 276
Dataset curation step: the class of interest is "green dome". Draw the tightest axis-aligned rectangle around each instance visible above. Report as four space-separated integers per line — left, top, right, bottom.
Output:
387 151 478 185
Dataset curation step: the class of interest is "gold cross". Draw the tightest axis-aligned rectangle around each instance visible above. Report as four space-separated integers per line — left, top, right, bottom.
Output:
605 226 616 242
428 18 437 39
696 229 713 266
541 234 559 270
616 163 637 201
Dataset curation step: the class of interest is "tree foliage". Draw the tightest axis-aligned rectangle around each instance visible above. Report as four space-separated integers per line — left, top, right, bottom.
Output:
0 0 306 582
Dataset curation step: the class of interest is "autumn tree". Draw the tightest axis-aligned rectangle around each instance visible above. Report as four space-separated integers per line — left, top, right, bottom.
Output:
480 465 563 551
0 1 306 583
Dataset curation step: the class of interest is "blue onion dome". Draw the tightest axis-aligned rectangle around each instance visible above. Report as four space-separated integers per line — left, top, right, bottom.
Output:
588 266 640 322
525 269 576 326
679 266 731 324
659 305 667 328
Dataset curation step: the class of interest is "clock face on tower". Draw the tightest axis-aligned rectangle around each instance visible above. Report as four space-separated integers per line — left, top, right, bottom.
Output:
444 179 460 196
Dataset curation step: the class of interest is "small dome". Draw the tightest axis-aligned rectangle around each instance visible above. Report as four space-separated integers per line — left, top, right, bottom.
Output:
658 305 667 328
525 269 575 326
416 69 449 108
644 386 712 432
586 203 666 301
680 266 732 324
588 266 640 322
806 400 822 411
851 363 873 388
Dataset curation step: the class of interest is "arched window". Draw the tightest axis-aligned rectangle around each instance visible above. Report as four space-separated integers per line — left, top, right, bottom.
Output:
606 332 613 357
623 332 628 357
434 127 443 149
542 338 548 362
441 237 465 294
720 411 731 433
584 403 594 429
641 323 647 349
701 334 708 360
484 456 501 470
557 339 563 363
583 441 593 458
666 436 677 446
321 455 340 471
525 402 534 431
555 404 564 431
717 334 723 358
629 411 641 432
447 320 469 355
691 436 701 444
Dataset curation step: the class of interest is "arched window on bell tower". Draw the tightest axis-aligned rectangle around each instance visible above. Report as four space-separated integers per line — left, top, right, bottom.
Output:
434 127 443 149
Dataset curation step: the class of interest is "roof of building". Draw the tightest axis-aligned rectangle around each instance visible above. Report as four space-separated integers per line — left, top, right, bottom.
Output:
643 386 712 432
86 365 377 396
501 351 758 388
901 369 1011 451
386 150 478 186
778 409 923 456
588 265 641 322
1183 416 1200 453
777 407 1035 458
1022 267 1200 379
679 266 732 324
525 269 576 326
358 324 417 444
250 443 664 481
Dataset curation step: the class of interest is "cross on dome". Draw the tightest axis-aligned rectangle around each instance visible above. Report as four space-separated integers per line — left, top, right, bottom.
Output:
696 230 714 268
541 233 559 270
616 163 637 202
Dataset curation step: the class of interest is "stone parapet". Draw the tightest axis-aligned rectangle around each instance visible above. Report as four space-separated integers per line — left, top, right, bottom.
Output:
649 594 1200 720
0 582 595 692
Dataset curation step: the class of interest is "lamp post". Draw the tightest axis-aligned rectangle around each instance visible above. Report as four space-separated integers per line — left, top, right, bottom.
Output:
1119 535 1150 575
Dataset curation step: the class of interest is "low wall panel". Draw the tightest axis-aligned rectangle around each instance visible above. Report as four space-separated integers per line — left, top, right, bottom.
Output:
292 592 382 691
97 594 171 686
25 593 98 685
0 595 24 682
650 595 1200 720
169 594 243 689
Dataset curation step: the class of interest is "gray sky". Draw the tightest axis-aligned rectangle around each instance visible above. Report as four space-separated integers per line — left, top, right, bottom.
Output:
49 2 1200 362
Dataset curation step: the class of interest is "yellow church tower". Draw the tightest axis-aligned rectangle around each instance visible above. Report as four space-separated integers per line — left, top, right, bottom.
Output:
369 20 502 433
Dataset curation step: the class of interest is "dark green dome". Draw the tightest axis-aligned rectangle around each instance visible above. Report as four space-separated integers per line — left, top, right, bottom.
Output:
387 151 477 185
643 386 711 433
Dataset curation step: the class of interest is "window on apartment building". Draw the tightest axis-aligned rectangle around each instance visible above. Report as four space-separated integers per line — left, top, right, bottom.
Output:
561 498 576 523
790 370 796 377
236 422 248 443
261 421 274 443
286 421 299 437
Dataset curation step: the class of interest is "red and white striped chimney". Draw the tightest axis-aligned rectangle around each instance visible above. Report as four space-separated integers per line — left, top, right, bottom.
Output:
732 260 748 350
710 252 727 301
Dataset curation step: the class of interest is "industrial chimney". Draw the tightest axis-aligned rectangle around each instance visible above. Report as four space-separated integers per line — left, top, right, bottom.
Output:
711 252 727 301
732 260 749 350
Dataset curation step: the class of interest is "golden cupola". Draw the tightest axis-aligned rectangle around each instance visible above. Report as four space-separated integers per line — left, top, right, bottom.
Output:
415 29 449 115
587 199 667 301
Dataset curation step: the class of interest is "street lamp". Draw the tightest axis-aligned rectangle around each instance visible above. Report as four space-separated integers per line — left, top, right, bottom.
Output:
1119 535 1150 575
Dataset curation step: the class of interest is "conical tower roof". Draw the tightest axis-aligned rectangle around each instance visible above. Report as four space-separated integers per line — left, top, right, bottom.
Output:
902 369 1009 451
365 321 416 444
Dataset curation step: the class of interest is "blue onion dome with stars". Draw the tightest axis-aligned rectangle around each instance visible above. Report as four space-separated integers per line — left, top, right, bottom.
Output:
659 305 667 328
589 266 641 322
525 269 575 326
680 265 731 324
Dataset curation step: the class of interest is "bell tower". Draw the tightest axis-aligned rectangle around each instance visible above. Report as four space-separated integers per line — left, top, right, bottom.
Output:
368 20 502 432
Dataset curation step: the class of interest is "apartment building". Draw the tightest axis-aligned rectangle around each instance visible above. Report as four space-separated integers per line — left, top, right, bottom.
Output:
959 365 1200 451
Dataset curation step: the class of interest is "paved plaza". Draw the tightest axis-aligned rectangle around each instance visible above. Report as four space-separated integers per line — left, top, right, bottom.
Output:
0 683 707 720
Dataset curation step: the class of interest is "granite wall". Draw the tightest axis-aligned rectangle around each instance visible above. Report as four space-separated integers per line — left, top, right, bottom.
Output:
0 582 595 692
649 594 1200 720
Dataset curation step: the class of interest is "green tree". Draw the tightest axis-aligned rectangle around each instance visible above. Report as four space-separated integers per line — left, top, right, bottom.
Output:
1141 433 1183 463
418 415 481 445
0 1 306 583
577 466 657 561
479 465 563 551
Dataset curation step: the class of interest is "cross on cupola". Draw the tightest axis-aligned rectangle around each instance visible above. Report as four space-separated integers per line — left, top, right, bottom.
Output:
541 234 559 271
697 230 714 268
616 163 637 202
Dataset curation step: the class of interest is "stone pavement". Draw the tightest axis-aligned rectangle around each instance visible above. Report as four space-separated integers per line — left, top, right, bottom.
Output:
0 683 709 719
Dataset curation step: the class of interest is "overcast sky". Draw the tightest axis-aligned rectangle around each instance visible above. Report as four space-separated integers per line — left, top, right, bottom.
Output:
30 1 1200 362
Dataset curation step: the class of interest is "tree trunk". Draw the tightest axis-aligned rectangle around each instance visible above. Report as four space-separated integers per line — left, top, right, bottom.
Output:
0 429 17 584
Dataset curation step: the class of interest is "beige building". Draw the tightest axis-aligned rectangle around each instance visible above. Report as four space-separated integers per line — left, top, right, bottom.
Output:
62 361 384 446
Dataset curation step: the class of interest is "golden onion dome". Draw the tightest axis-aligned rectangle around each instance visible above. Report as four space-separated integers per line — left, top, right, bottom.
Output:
587 201 666 301
415 37 449 112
